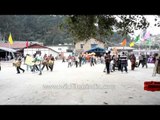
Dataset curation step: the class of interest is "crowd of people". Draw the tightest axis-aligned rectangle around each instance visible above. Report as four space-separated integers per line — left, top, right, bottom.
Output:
12 52 55 75
1 50 160 76
102 51 160 75
62 51 160 76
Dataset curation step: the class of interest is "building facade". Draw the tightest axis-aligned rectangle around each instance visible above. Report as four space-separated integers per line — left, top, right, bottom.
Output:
75 38 105 53
47 44 75 58
18 44 59 57
0 41 43 50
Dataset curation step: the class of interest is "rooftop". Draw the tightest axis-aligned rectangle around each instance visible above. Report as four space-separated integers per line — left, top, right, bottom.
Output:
0 41 43 49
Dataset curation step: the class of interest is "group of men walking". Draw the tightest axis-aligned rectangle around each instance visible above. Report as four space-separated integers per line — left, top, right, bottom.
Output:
9 50 160 76
104 51 129 74
13 52 55 75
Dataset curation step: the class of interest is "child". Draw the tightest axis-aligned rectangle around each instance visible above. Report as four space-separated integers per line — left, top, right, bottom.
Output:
68 58 72 68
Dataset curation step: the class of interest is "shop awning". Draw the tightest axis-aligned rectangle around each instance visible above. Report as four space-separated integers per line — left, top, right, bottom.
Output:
0 47 17 52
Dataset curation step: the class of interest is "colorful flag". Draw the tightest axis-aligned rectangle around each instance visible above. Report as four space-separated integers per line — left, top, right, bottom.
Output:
146 38 152 45
121 39 126 46
8 33 13 45
141 38 145 42
134 35 140 43
26 40 29 48
129 41 134 47
144 32 150 40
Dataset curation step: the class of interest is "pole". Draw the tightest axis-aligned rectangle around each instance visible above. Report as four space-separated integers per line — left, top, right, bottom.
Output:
149 41 151 55
139 42 141 56
159 42 160 53
9 42 10 61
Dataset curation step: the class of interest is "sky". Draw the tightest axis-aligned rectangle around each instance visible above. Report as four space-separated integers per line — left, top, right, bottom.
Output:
133 15 160 36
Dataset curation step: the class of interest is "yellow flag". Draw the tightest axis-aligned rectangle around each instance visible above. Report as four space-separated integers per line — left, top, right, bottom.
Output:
129 41 134 47
8 33 13 45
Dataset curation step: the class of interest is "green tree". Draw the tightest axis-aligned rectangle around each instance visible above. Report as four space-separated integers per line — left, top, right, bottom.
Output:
0 15 73 45
61 15 150 43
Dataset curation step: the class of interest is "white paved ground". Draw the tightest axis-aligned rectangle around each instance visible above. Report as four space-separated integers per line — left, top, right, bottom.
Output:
0 60 160 105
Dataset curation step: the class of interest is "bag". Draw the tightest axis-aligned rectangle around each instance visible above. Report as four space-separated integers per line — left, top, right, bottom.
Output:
35 61 41 65
49 60 54 65
13 60 21 67
42 60 47 65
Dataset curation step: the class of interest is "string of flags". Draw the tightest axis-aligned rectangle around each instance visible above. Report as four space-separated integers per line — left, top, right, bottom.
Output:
127 31 152 47
7 31 153 49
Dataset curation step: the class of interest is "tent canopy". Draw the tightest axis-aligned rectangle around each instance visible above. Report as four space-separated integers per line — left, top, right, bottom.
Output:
0 47 16 60
85 47 106 56
85 47 105 53
0 47 17 53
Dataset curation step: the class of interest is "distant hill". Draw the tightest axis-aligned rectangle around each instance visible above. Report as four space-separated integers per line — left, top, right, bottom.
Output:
0 15 73 46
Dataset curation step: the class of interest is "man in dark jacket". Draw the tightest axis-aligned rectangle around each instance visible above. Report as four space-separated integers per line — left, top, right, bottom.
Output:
105 51 111 74
142 54 148 68
120 52 128 73
130 53 136 70
0 60 1 71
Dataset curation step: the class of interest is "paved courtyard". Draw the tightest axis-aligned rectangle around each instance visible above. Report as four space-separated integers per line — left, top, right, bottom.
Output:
0 60 160 105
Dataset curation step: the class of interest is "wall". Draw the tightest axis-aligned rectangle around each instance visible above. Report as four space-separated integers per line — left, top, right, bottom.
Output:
47 46 69 53
75 38 105 52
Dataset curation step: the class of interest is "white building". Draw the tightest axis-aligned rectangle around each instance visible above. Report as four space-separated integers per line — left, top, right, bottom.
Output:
47 44 74 58
48 46 69 53
18 43 59 57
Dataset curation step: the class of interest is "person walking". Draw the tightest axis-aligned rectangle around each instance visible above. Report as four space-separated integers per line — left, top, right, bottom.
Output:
75 55 79 68
130 53 136 70
67 55 72 68
35 52 43 75
48 54 54 71
79 54 82 67
42 54 49 71
31 53 39 72
0 60 1 71
13 58 25 74
105 51 111 74
142 54 148 68
120 52 128 73
90 55 94 67
138 54 143 67
152 53 160 76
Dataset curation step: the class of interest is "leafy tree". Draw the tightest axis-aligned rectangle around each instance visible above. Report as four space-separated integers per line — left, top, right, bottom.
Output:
1 15 159 47
61 15 150 43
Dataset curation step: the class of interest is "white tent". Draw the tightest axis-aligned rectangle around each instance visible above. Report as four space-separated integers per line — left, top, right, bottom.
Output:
0 47 17 53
